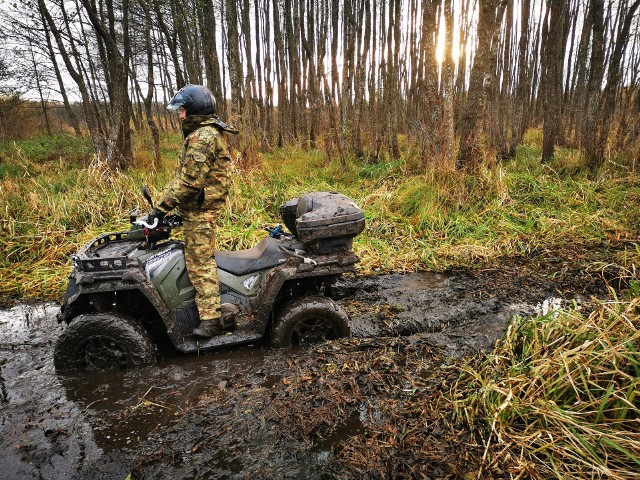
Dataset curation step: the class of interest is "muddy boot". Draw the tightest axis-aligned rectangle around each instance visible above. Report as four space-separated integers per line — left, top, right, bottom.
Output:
192 318 221 339
220 303 240 331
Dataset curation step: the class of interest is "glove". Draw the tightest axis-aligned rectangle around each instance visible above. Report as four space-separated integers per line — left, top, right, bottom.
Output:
147 207 166 228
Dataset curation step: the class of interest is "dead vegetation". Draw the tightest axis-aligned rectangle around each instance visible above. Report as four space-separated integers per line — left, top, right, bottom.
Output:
131 336 484 479
453 296 640 479
298 338 481 479
130 293 639 479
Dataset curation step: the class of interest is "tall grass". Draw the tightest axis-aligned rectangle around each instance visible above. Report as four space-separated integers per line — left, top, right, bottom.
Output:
453 297 640 479
1 131 640 302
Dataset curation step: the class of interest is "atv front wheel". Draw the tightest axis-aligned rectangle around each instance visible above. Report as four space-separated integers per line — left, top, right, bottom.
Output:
54 313 156 370
270 295 350 348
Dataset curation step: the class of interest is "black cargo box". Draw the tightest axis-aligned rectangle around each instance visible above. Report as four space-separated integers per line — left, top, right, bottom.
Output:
280 198 300 237
280 192 365 253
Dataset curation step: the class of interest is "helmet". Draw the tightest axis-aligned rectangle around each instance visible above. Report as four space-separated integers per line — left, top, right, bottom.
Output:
167 84 216 117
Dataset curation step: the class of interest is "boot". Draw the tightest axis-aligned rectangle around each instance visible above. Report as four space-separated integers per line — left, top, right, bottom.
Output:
192 318 221 339
192 303 239 338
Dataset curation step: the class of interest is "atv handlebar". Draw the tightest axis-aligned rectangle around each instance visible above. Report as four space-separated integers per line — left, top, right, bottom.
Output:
135 217 160 229
130 187 184 244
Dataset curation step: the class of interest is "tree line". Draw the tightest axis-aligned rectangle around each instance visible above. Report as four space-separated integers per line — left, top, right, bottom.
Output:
1 0 639 172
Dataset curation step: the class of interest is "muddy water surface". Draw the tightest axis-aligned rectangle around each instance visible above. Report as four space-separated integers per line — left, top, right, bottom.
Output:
1 302 283 478
0 270 592 479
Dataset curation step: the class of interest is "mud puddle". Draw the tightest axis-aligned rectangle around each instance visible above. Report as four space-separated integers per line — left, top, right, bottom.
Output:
336 270 573 355
0 269 600 479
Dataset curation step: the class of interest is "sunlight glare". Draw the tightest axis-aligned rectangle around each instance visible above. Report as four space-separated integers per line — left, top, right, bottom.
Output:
436 3 462 66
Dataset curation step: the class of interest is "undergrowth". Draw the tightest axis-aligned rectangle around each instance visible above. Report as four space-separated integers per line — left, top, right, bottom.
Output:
453 296 640 479
1 131 640 303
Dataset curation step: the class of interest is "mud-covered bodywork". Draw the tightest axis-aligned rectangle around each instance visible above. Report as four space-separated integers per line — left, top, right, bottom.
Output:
57 192 363 356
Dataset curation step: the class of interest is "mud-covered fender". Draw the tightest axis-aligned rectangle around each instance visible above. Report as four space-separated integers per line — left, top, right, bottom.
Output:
57 270 168 320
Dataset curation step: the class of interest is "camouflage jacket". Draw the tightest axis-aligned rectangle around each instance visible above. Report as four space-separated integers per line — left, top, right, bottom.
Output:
157 115 238 213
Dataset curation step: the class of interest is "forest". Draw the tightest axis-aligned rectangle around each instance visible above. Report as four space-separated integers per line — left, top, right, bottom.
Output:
1 0 640 479
1 0 640 172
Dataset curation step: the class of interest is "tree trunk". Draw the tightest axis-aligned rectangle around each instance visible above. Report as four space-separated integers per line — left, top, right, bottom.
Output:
29 41 52 136
353 0 371 158
513 0 532 146
456 0 502 171
582 0 605 165
441 0 456 168
226 0 243 116
541 0 568 163
140 0 161 168
200 0 224 111
39 7 82 136
272 0 288 145
587 0 640 169
79 0 133 169
263 0 274 145
38 0 99 150
152 0 185 88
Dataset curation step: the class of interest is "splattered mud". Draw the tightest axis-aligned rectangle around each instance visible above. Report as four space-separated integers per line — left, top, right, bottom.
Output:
0 259 611 479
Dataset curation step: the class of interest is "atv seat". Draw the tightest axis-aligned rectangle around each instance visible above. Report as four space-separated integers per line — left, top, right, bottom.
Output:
215 237 289 276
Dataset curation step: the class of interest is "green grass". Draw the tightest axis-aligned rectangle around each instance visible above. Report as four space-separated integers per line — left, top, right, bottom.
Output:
1 131 640 301
0 134 93 167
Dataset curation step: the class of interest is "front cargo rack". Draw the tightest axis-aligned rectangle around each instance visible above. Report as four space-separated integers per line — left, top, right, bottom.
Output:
73 232 133 272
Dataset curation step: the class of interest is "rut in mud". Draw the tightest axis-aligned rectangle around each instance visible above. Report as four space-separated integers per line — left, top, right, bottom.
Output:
0 264 608 479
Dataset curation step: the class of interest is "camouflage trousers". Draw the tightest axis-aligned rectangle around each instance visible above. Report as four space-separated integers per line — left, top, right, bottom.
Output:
182 208 222 321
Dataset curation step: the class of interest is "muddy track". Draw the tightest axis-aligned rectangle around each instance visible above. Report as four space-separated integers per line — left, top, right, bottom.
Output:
0 261 611 479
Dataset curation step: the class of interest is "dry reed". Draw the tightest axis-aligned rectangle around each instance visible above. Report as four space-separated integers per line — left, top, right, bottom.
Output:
454 297 640 479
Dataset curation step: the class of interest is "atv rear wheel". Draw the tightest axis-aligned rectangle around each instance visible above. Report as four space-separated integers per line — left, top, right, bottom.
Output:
54 313 156 370
270 295 350 348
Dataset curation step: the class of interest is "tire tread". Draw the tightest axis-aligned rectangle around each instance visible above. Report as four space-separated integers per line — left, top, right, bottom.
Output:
270 295 350 348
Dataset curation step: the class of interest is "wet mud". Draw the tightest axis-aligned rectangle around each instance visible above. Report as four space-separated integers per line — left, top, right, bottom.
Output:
0 264 609 479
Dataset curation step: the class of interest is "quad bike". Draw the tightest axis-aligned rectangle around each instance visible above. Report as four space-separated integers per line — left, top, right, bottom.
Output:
54 191 365 370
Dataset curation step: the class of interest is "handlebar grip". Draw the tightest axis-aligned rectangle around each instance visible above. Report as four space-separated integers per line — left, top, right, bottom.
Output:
135 218 159 229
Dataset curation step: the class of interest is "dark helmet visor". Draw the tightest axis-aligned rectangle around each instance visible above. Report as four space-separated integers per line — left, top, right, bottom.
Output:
167 91 193 112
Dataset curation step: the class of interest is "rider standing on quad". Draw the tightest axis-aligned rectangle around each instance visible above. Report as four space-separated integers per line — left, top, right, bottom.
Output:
148 84 239 338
